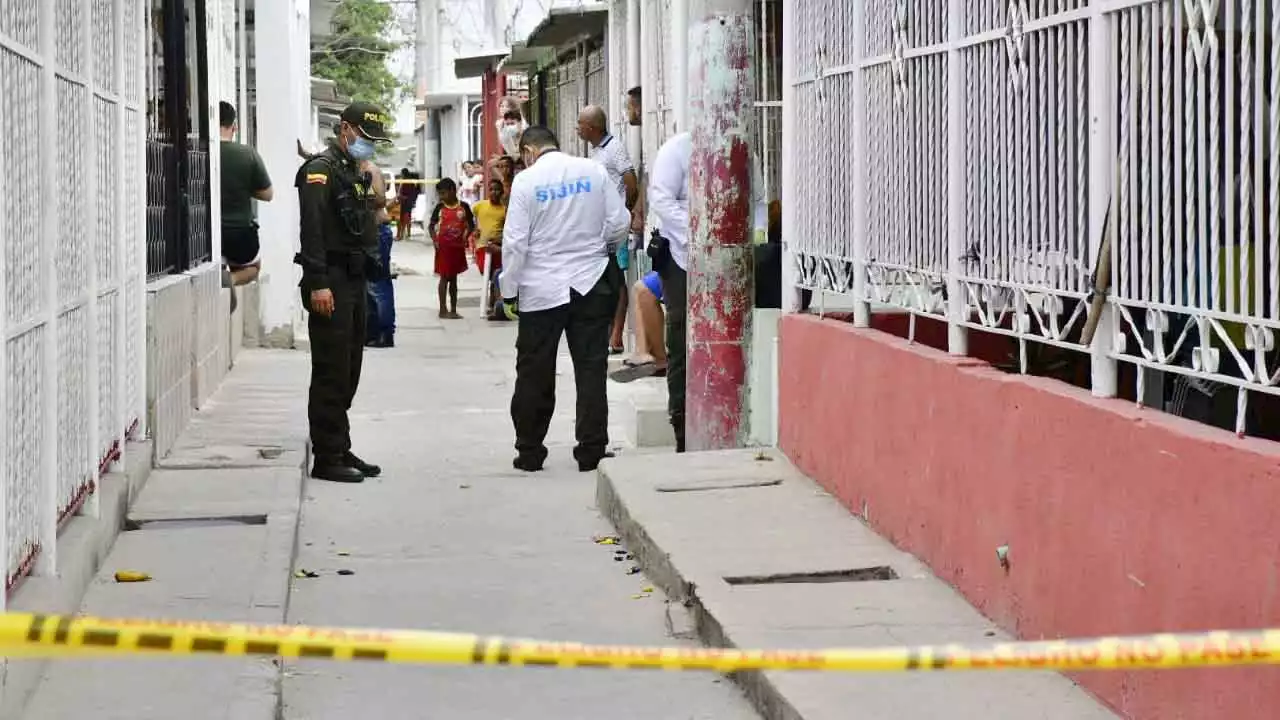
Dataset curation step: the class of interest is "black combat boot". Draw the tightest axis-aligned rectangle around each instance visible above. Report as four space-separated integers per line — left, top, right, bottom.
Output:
343 451 382 477
512 455 545 472
311 456 365 483
576 450 616 473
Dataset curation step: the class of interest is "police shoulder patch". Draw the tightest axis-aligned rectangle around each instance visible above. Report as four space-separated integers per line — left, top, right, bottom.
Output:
306 173 328 185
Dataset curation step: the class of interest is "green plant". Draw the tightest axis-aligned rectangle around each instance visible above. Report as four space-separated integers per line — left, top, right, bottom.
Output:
311 0 411 132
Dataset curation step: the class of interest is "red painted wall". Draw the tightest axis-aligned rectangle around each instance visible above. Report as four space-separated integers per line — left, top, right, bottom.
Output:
778 313 1280 720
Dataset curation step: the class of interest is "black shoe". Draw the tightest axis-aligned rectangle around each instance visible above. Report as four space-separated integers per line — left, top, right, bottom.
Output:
577 451 616 473
513 455 544 472
311 459 365 483
344 451 381 477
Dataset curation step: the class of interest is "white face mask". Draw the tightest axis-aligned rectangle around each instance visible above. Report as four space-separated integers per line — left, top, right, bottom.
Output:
498 121 524 156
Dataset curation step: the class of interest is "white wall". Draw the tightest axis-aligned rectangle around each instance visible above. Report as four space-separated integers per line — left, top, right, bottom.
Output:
254 0 312 347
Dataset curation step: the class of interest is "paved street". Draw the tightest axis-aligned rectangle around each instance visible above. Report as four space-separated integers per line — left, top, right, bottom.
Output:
280 239 756 718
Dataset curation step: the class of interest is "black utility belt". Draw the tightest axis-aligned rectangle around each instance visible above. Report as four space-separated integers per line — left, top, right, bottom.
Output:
326 250 369 276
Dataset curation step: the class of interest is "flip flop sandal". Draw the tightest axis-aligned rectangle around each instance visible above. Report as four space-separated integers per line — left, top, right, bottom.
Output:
609 346 625 355
609 362 661 384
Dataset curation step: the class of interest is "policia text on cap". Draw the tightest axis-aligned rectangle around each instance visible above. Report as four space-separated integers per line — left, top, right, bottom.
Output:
293 103 392 484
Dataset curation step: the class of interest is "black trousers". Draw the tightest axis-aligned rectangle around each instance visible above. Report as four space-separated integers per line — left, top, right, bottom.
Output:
658 262 687 452
303 271 367 459
511 272 615 464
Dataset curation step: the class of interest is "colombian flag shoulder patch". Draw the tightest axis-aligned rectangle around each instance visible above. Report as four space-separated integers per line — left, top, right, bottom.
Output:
306 173 328 185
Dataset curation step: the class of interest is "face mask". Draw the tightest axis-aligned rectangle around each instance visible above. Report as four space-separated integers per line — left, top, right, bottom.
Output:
498 122 523 156
348 135 375 161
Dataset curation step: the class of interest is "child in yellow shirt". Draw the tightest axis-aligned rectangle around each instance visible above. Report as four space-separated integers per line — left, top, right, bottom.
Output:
471 179 508 319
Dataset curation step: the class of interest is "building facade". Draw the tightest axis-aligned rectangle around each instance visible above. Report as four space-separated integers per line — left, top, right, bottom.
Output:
0 0 251 601
778 2 1280 718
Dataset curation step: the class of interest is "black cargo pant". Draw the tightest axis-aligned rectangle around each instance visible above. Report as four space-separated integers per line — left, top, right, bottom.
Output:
303 269 367 460
511 272 615 465
658 262 687 452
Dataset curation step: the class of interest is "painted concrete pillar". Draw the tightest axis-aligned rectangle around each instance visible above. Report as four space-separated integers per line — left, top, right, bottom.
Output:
252 0 305 347
686 0 755 451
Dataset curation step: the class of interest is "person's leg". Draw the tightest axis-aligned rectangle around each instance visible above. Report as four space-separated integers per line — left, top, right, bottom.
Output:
221 226 262 287
376 224 395 344
510 305 568 469
448 275 459 317
230 264 260 285
636 282 667 368
338 276 381 476
489 251 505 319
565 274 617 470
382 276 396 344
437 276 448 318
365 283 381 345
346 278 367 410
660 264 688 452
304 281 363 482
608 257 626 352
629 281 653 365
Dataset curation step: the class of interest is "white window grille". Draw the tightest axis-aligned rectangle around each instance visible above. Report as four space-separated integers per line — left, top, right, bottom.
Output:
0 0 147 593
785 0 1280 438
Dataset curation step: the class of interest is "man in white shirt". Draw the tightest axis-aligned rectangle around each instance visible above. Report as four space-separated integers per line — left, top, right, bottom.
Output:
646 131 692 453
578 105 639 354
500 125 631 472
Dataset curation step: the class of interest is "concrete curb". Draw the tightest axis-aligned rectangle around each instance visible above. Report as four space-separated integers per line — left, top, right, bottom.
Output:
227 440 311 720
594 464 812 720
1 440 154 718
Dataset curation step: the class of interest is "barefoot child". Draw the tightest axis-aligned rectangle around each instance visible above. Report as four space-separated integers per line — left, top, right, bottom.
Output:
428 178 475 319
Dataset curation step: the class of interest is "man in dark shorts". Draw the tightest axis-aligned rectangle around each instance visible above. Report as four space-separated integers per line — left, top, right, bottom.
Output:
219 101 273 303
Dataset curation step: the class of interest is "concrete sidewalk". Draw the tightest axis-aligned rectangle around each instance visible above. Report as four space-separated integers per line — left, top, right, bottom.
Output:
597 449 1119 720
18 350 310 720
278 238 755 719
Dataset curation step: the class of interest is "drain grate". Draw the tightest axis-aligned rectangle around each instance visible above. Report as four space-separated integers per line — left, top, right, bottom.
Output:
724 566 899 586
124 514 269 531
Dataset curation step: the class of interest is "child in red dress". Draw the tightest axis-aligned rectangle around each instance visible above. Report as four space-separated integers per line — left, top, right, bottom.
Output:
428 178 476 319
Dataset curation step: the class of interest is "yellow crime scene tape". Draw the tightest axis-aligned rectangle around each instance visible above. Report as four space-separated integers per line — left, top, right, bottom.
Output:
6 613 1280 673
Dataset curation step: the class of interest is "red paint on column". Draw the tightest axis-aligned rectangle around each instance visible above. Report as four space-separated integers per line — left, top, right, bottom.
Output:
479 69 507 197
687 10 755 451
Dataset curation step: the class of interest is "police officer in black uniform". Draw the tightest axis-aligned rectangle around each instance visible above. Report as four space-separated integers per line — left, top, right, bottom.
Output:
295 102 391 483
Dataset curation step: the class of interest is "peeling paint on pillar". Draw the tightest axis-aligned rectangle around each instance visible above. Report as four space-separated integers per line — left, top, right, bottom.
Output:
687 9 755 452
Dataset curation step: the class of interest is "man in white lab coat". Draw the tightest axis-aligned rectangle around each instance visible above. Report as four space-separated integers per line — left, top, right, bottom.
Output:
645 131 692 453
499 126 631 473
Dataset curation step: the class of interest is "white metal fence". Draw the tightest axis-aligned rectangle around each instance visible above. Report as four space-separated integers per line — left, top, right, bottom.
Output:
786 0 1280 435
0 0 146 590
